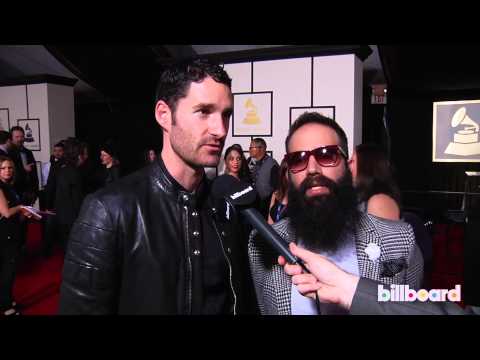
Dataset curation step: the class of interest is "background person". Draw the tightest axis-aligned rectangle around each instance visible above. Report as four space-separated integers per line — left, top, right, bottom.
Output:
247 138 279 219
349 143 400 220
0 155 35 316
99 140 121 187
267 158 289 225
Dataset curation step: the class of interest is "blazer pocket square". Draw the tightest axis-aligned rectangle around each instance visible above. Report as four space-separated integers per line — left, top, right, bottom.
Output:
380 258 407 277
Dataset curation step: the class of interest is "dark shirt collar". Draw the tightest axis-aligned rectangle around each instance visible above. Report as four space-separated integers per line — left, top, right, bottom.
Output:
156 157 209 208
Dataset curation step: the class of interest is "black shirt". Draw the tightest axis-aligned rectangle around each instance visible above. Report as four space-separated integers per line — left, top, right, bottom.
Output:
163 171 232 315
198 200 232 314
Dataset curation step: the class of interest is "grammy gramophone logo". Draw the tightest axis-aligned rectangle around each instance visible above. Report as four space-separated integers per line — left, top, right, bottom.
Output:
24 123 35 143
242 98 261 125
444 107 480 156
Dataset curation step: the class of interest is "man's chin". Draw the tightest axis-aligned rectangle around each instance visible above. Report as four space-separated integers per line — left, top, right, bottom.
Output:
201 155 221 168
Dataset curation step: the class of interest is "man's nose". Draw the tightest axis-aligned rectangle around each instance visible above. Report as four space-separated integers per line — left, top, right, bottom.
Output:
209 113 228 139
306 154 323 175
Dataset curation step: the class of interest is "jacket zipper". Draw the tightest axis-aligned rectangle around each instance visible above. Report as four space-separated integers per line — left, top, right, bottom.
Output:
183 205 192 314
212 220 237 315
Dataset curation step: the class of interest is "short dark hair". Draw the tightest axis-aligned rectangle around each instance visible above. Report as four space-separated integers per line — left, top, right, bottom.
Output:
252 138 267 149
54 142 65 149
10 126 25 135
100 139 118 159
285 112 349 158
155 59 232 115
0 130 10 145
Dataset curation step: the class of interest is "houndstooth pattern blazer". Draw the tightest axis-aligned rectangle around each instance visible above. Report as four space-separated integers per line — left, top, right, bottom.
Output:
248 213 424 315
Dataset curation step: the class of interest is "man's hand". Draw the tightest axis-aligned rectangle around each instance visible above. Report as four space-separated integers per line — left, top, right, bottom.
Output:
278 242 360 310
24 163 34 172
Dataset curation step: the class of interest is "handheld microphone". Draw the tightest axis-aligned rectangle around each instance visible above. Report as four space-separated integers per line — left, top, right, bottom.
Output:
211 176 307 271
212 175 322 313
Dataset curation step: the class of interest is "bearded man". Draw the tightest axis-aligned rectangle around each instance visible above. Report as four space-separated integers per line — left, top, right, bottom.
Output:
248 112 423 315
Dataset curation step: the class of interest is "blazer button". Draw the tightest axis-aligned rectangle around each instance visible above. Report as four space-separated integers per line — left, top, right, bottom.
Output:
227 247 231 254
183 194 189 201
193 249 201 256
193 231 200 237
221 231 227 237
192 211 199 217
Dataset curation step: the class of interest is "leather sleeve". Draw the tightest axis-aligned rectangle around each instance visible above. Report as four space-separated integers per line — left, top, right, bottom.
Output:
58 194 119 314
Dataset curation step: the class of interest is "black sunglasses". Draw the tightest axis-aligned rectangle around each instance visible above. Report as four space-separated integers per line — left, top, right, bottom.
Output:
283 145 347 173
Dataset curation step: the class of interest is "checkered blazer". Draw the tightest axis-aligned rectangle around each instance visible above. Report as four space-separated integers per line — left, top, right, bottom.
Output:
248 213 424 315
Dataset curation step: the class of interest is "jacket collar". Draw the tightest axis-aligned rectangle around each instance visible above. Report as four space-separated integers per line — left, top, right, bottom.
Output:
152 157 209 209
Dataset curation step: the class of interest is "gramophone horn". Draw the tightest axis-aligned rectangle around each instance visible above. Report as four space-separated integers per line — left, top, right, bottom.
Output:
452 107 466 127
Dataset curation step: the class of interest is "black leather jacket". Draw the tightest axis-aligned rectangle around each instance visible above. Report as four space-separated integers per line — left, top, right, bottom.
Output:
59 158 258 314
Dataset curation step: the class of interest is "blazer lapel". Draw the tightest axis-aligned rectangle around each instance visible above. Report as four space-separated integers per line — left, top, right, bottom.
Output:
355 213 382 281
272 219 295 315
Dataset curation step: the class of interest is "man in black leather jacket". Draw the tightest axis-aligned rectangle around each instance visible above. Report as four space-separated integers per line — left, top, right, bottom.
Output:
58 59 258 314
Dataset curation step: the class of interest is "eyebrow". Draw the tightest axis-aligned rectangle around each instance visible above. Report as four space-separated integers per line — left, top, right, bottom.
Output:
193 103 233 116
193 103 216 111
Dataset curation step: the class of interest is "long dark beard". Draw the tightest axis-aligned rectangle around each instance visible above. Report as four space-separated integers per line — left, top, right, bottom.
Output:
288 168 359 253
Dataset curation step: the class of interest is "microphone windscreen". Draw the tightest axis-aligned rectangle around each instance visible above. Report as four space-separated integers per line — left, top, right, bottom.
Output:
211 174 237 199
211 175 257 207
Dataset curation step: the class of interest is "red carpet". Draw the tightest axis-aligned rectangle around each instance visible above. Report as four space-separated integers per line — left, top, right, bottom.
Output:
12 221 64 315
430 223 465 307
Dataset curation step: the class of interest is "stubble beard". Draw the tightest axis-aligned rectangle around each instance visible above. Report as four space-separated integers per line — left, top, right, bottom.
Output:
170 119 224 169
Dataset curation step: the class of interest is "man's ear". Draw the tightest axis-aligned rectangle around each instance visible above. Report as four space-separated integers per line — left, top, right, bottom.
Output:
155 100 172 133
